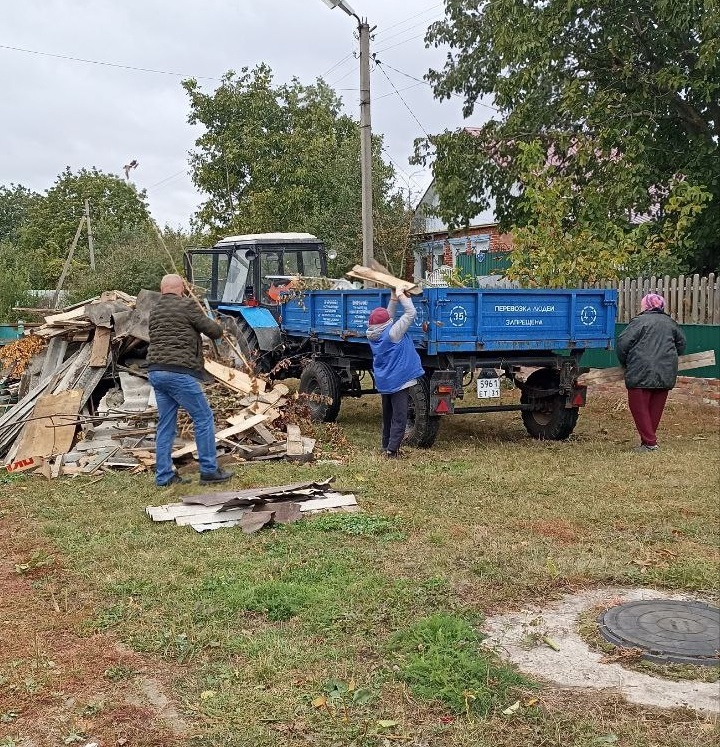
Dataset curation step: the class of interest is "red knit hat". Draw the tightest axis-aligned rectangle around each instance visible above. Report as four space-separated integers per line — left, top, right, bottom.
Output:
369 307 390 325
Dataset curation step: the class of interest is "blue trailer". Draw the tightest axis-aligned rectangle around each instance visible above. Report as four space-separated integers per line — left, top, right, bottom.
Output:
185 235 618 447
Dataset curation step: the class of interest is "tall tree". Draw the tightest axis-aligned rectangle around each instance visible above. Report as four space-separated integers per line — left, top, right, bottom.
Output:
183 64 408 272
20 167 153 287
416 0 719 276
0 184 41 246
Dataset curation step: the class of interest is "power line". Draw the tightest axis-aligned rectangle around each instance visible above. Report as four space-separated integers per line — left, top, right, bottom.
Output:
381 146 424 192
375 4 443 36
375 60 501 114
375 81 425 100
321 52 353 78
376 63 429 137
373 12 444 45
146 170 188 190
0 43 221 81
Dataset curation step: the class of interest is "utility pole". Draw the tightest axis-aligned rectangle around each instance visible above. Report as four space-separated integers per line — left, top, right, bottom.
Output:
358 18 374 269
321 1 374 270
84 199 95 270
53 215 86 308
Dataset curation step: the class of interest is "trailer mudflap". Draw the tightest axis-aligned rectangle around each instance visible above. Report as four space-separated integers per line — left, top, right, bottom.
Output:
429 370 461 415
567 384 587 408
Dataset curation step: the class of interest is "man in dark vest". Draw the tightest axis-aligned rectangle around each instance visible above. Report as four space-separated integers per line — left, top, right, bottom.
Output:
616 292 686 452
147 274 233 486
366 288 425 457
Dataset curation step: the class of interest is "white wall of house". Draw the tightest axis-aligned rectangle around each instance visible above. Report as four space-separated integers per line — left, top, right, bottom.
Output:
413 182 496 235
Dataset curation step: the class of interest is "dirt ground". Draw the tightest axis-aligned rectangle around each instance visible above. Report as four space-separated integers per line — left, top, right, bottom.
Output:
0 512 187 747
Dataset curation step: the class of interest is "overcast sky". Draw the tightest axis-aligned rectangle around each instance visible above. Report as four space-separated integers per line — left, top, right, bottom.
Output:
2 1 490 229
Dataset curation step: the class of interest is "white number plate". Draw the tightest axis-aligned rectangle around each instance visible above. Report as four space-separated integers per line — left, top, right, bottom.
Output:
476 377 501 399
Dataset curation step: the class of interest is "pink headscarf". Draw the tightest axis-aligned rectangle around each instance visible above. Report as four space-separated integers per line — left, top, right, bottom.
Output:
641 293 665 312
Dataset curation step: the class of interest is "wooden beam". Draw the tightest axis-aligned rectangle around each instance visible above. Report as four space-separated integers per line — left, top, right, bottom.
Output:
204 358 267 394
89 327 111 367
171 414 269 458
346 264 421 295
577 350 716 386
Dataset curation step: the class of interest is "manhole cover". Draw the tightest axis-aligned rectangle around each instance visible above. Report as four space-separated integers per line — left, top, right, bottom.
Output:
598 600 720 666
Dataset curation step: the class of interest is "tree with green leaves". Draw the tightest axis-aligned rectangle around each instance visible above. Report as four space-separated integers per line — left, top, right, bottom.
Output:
20 167 153 287
0 184 41 246
415 0 719 279
183 64 410 273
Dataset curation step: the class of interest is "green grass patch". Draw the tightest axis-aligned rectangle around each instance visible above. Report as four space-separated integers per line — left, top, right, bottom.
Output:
3 395 719 746
387 613 533 717
306 513 406 540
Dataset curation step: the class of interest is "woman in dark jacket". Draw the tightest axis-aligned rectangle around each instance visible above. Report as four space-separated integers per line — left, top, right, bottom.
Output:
616 293 686 452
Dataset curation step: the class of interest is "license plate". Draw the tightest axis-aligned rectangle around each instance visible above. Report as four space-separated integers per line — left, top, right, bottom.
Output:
477 377 500 399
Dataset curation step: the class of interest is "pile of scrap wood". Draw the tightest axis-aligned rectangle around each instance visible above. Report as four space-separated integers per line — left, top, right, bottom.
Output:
146 478 358 533
0 291 315 478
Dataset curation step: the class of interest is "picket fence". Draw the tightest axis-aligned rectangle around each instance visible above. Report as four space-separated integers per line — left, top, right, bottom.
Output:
583 273 719 325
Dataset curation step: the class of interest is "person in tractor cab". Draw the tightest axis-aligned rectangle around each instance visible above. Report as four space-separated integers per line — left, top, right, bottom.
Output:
366 288 425 458
147 274 233 486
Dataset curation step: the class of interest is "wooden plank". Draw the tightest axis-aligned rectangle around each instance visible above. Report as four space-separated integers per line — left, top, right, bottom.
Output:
346 265 421 295
89 327 111 367
707 273 716 325
14 390 83 461
204 358 267 394
699 276 708 325
577 351 716 386
285 424 304 460
252 423 277 445
691 273 700 324
171 414 268 458
44 306 88 325
39 337 67 382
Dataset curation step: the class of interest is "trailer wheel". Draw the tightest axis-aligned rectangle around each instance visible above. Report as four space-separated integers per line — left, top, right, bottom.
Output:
405 376 441 448
299 361 342 422
520 368 579 440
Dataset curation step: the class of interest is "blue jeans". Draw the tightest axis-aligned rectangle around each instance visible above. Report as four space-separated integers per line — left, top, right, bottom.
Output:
148 370 217 485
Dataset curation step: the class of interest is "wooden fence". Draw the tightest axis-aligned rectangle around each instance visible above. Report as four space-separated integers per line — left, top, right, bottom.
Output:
584 273 719 325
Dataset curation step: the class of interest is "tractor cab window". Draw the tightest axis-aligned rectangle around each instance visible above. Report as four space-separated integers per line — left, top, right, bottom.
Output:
222 253 250 303
188 253 213 297
283 251 300 276
260 252 282 302
301 250 322 276
188 251 231 303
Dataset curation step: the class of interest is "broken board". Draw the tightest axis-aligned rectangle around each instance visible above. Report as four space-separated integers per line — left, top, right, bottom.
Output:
13 389 84 461
577 350 716 386
204 358 267 394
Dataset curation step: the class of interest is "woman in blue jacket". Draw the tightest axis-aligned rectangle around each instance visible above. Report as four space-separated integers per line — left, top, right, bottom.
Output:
366 288 425 457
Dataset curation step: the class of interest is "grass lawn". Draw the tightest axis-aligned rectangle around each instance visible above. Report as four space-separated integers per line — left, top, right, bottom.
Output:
1 391 718 746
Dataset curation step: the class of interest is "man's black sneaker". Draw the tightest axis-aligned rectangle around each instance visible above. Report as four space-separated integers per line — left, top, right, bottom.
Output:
157 473 189 487
199 468 233 484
